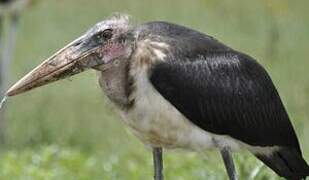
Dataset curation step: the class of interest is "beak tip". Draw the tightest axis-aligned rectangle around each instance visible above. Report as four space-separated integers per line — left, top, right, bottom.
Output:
6 91 15 97
6 87 17 97
6 81 24 97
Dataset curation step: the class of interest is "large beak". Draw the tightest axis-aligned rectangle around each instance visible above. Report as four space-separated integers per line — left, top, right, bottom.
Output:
6 35 103 96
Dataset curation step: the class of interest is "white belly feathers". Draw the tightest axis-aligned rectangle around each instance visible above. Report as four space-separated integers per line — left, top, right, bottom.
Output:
120 69 242 151
106 38 243 151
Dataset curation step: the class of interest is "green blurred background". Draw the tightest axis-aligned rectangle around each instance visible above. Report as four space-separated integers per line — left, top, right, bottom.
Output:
0 0 308 179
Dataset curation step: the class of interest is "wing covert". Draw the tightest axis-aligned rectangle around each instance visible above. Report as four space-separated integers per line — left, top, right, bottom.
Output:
149 52 300 150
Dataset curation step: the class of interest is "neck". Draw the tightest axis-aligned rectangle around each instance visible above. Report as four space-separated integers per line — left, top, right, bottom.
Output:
97 57 135 110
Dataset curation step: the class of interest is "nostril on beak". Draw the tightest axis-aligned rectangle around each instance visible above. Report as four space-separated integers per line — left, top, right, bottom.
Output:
73 41 82 47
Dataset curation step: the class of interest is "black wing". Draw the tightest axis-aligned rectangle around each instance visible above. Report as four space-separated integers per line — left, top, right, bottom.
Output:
143 22 309 178
150 51 300 150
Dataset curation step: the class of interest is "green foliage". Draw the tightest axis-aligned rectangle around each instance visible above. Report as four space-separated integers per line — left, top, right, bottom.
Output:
1 0 308 179
0 145 284 179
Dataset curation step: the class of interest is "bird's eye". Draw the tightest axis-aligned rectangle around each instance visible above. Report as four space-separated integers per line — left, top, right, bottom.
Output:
103 29 113 39
96 29 113 42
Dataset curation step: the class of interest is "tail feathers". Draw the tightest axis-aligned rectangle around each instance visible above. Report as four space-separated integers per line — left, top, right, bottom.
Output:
254 147 309 180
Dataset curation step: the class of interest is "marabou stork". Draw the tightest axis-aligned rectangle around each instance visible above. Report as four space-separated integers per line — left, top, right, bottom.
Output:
0 0 13 4
6 14 309 180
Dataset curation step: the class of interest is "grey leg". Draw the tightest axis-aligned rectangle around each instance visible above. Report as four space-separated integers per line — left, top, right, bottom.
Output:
220 147 238 180
153 147 164 180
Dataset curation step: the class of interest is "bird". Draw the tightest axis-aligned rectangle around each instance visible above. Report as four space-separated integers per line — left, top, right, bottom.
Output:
6 13 309 180
0 0 13 4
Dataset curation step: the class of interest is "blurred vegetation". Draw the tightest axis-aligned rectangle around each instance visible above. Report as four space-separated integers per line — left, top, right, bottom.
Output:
0 0 308 179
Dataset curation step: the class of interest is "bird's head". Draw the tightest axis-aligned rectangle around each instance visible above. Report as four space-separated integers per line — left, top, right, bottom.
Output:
7 14 135 96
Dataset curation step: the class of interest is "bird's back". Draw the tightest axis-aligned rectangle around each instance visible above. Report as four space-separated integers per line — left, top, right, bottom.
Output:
135 21 309 179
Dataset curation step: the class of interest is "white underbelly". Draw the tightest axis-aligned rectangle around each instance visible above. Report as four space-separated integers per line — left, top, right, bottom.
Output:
119 75 243 151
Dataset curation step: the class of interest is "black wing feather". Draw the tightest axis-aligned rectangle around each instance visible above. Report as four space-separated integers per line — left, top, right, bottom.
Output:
143 21 308 178
150 52 300 150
